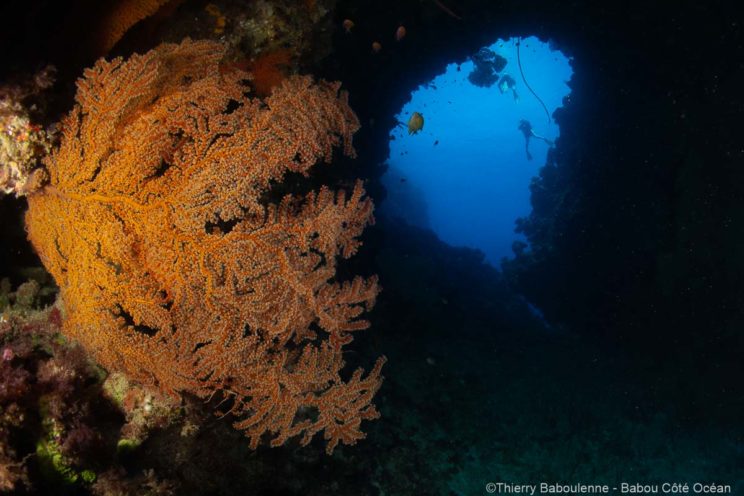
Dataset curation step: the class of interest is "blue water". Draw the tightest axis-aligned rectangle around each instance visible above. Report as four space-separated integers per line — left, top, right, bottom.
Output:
381 36 573 265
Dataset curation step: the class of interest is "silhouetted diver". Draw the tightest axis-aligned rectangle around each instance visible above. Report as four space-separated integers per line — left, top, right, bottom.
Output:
518 119 553 161
498 74 519 102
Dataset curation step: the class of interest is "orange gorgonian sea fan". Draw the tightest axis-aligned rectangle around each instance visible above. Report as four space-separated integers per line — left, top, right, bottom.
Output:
94 0 182 55
24 39 385 454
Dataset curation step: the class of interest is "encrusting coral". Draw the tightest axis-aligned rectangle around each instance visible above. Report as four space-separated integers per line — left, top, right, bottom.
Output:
0 65 57 197
24 38 385 454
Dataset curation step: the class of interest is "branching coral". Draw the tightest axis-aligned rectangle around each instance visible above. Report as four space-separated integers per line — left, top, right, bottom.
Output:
25 39 385 454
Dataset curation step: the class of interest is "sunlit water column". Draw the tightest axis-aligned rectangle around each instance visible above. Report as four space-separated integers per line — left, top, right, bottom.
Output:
382 36 572 265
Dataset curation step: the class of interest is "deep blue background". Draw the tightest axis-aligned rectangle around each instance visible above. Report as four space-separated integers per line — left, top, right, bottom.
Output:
381 36 572 264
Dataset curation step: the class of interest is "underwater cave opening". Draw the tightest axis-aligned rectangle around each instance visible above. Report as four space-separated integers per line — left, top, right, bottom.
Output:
380 36 573 266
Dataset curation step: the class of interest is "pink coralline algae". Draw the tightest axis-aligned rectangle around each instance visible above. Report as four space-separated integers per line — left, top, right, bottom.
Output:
1 348 13 361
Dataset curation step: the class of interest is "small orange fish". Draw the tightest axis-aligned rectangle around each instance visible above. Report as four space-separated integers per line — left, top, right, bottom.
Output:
407 112 424 135
371 41 382 53
342 19 354 33
395 25 406 41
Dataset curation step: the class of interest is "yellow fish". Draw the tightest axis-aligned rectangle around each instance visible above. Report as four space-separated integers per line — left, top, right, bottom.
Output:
407 112 424 135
